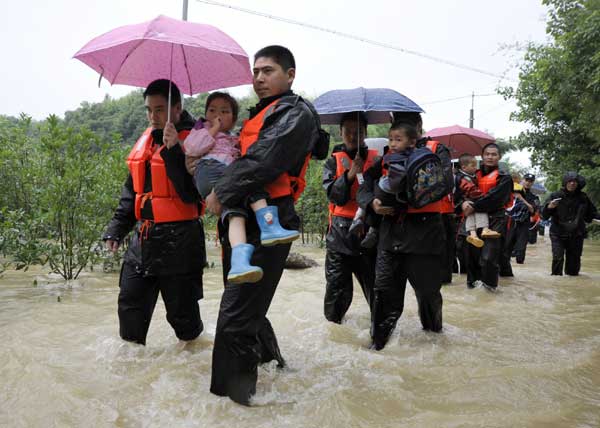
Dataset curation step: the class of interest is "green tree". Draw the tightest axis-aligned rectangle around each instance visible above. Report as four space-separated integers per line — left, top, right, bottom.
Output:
502 0 600 201
0 116 127 279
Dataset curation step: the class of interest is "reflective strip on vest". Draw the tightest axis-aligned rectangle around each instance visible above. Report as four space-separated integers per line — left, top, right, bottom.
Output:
329 149 378 219
126 127 199 223
239 99 310 201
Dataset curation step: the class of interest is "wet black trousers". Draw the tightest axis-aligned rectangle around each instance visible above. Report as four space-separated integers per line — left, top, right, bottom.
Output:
371 251 443 350
210 243 290 406
466 232 504 288
440 214 457 283
505 221 530 264
550 234 584 276
117 263 203 345
528 222 538 244
324 249 376 323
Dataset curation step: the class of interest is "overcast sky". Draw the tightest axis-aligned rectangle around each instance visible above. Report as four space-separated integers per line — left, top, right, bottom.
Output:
2 0 549 156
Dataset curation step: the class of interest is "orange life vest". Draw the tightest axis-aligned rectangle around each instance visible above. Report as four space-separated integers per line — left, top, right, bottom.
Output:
239 99 310 202
328 149 379 219
127 127 199 223
407 140 449 214
476 168 513 209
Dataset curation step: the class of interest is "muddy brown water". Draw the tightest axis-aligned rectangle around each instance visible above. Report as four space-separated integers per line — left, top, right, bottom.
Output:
1 235 599 427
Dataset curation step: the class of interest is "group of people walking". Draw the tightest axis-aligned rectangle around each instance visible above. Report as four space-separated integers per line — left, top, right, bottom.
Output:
102 44 599 406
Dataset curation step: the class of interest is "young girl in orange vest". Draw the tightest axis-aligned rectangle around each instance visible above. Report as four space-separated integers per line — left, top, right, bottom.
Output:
183 92 299 284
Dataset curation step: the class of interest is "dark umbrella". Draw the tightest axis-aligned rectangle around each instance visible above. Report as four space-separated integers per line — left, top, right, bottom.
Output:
314 87 423 125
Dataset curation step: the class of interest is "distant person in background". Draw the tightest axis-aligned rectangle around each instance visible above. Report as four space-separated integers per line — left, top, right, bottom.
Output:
542 172 599 276
504 173 539 264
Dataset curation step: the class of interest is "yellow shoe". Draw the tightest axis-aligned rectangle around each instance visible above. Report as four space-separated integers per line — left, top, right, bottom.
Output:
466 235 484 248
481 228 501 239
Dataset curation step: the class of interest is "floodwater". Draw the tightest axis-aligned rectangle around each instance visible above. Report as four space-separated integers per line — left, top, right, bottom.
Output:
1 235 599 428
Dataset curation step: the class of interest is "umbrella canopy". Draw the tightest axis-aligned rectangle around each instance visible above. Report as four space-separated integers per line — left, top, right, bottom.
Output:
314 87 423 125
425 125 495 158
531 182 547 196
73 15 252 95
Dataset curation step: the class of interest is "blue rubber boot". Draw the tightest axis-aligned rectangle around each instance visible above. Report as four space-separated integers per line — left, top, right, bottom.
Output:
256 206 300 246
227 243 263 284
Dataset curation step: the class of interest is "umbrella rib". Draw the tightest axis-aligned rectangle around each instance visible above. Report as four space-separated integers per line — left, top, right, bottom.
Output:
180 44 193 95
112 38 147 85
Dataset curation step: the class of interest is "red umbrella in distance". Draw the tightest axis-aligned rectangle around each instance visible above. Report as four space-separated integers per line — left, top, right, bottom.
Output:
426 125 495 158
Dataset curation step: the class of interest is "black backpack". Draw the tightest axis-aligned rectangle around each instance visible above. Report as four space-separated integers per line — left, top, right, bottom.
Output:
405 147 447 208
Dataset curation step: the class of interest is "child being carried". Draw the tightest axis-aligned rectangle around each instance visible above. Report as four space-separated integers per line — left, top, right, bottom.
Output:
184 92 299 284
456 153 501 248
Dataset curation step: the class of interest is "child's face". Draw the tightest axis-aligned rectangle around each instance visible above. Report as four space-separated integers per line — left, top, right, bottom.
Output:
463 160 478 174
206 98 235 132
388 129 415 153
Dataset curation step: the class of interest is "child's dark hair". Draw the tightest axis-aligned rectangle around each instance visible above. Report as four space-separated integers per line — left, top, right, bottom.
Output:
459 153 476 167
205 92 239 123
389 121 418 141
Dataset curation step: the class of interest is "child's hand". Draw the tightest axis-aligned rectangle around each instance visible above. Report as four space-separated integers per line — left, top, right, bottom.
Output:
208 117 222 137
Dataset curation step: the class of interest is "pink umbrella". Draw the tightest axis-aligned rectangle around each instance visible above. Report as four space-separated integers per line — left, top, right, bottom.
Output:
74 15 252 103
425 125 495 158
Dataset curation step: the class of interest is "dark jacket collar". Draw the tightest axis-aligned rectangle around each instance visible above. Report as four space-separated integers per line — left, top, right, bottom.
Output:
249 90 294 118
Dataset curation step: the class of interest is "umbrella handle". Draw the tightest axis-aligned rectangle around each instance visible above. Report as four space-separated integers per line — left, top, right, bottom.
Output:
167 44 174 123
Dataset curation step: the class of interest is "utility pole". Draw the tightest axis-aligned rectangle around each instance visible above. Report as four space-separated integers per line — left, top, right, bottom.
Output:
469 91 474 128
182 0 189 21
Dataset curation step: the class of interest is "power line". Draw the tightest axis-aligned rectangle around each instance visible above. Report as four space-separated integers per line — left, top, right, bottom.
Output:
195 0 514 81
421 93 501 106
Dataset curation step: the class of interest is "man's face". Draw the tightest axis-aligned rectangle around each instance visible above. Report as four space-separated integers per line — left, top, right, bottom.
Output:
566 179 578 192
145 94 181 130
523 178 535 190
252 57 295 99
340 119 366 150
482 146 501 168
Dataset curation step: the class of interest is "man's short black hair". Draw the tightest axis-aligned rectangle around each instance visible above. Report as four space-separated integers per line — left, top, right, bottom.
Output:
482 142 501 155
254 45 296 71
389 121 418 141
143 79 181 106
459 153 476 167
340 111 368 130
206 92 239 123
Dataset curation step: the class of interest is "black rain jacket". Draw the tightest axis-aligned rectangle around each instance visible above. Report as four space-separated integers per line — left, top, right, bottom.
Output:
542 172 598 237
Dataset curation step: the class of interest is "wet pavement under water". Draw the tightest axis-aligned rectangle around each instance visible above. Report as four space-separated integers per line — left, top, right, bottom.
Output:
1 234 599 427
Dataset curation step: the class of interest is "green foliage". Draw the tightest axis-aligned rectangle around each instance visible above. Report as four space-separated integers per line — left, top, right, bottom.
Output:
501 0 600 201
296 159 329 245
0 116 127 279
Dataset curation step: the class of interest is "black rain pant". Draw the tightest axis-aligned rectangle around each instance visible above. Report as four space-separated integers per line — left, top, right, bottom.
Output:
440 214 456 284
210 242 290 406
117 263 203 345
371 251 443 350
324 248 376 323
466 229 505 288
550 234 584 276
505 221 530 264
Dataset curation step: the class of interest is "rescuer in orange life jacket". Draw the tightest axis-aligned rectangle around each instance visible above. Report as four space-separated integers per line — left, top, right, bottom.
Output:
454 142 513 291
322 111 379 324
201 45 323 406
103 79 206 346
357 116 454 351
